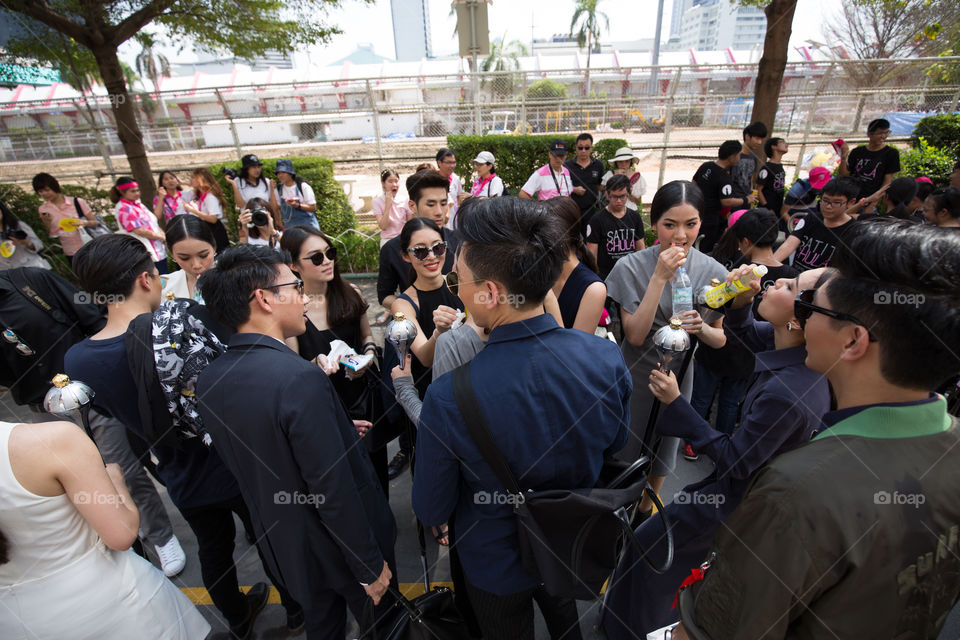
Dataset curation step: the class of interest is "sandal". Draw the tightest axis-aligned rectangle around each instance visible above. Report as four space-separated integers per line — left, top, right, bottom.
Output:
432 524 450 546
375 310 392 326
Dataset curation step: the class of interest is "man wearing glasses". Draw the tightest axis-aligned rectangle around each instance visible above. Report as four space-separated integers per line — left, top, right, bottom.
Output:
197 244 398 639
436 148 464 229
774 178 858 272
565 132 603 228
674 218 960 639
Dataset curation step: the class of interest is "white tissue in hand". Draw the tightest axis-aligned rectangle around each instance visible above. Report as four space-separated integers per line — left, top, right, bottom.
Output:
450 309 466 330
328 339 373 371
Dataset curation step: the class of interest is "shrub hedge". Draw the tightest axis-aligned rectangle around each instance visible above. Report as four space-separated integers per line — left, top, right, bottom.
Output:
910 114 960 160
208 156 355 240
446 135 628 194
902 137 958 186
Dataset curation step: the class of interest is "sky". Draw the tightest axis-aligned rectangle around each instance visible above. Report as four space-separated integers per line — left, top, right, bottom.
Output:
117 0 841 69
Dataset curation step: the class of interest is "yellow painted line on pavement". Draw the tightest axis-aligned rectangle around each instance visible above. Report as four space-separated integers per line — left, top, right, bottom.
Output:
180 582 456 606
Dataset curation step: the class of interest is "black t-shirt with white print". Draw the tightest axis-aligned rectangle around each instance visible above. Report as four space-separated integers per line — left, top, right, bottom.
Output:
757 161 786 214
846 145 901 200
586 207 645 280
788 215 856 272
693 161 735 229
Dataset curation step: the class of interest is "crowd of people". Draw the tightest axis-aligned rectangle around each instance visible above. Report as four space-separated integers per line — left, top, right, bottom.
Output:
1 120 960 640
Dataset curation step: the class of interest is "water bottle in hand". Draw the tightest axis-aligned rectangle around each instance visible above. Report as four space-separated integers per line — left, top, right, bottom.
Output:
672 265 693 318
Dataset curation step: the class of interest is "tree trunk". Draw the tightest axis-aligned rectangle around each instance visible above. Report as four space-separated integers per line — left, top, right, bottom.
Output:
750 0 798 135
91 45 156 206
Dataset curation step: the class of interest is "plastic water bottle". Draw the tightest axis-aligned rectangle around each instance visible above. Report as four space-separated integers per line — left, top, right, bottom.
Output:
704 265 769 308
672 265 693 318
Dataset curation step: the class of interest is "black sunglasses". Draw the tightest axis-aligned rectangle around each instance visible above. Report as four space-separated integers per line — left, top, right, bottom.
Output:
248 279 304 302
794 289 876 340
406 241 447 261
306 246 337 265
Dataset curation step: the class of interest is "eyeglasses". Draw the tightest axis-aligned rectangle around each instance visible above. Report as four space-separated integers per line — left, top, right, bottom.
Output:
248 279 304 302
820 198 848 208
794 289 876 340
440 160 457 166
3 328 34 356
406 241 447 261
577 145 592 151
306 246 337 266
444 271 483 294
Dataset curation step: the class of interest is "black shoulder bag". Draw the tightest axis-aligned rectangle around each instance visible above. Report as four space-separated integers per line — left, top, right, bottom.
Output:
452 362 674 600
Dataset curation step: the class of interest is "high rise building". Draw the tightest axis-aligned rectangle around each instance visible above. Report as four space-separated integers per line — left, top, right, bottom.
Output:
670 0 696 41
391 0 433 62
676 0 766 51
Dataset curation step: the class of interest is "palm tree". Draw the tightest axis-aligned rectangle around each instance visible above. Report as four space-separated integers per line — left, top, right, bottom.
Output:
570 0 609 96
134 33 171 119
481 35 529 98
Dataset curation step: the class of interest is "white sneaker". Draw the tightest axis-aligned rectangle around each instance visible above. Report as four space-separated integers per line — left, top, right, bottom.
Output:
155 536 186 578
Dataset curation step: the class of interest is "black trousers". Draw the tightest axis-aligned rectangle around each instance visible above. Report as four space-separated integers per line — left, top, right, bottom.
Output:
465 580 583 640
179 494 299 627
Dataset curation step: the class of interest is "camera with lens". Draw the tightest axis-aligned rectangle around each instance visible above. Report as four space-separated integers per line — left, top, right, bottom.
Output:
221 167 238 180
250 206 269 227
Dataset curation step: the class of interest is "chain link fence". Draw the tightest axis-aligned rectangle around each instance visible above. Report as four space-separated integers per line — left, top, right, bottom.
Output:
1 57 957 185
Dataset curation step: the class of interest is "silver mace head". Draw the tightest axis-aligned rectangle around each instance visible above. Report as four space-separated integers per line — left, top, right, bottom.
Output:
43 374 95 437
653 317 691 373
385 312 418 363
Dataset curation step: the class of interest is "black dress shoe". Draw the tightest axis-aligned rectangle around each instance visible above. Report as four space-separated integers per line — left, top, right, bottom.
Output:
386 450 409 480
229 582 269 640
286 606 305 635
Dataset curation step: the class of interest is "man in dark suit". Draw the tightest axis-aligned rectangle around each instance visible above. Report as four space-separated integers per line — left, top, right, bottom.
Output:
197 245 397 640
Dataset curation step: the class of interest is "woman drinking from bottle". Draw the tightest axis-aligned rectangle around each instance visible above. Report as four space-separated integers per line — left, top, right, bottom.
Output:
605 181 727 514
602 266 833 638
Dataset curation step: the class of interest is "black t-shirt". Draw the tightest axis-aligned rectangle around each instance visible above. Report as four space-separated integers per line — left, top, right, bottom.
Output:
788 215 856 272
733 259 800 320
565 158 605 219
586 208 645 279
846 145 901 200
693 161 735 228
757 162 786 214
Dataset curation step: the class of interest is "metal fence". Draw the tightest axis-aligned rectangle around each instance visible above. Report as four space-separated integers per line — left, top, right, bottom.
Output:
2 56 958 185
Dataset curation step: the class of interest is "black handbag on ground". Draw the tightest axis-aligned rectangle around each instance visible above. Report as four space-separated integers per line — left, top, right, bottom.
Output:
452 362 674 600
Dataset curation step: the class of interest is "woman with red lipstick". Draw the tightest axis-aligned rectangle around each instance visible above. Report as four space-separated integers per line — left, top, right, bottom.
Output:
111 176 168 274
605 180 728 516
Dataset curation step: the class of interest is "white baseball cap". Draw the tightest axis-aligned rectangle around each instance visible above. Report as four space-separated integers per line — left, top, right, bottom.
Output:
472 151 495 165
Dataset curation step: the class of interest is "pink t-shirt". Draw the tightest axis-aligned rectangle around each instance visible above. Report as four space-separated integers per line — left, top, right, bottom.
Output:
372 195 410 241
521 165 573 200
37 196 91 256
115 199 166 261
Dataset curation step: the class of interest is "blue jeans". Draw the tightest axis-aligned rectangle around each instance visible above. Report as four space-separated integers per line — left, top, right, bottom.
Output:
689 361 748 435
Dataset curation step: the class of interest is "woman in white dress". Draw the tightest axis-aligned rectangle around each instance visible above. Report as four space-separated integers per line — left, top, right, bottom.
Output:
0 419 209 639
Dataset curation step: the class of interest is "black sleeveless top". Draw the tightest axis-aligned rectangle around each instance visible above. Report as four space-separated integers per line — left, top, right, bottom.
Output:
398 283 465 398
557 262 602 329
297 316 366 415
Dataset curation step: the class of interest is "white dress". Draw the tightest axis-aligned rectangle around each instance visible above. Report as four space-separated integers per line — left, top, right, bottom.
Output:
0 421 210 640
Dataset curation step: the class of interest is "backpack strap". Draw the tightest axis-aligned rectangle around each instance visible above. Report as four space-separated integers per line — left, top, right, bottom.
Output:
452 363 523 497
73 196 85 219
7 269 73 326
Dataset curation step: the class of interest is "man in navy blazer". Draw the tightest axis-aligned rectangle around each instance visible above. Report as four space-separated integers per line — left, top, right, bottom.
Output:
197 245 396 640
413 197 632 640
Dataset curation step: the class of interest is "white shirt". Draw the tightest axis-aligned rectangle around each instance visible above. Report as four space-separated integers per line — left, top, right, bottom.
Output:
236 178 272 207
445 174 464 230
279 181 316 205
196 192 224 219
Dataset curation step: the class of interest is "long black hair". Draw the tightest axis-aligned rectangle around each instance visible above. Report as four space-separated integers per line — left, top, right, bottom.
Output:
400 217 443 285
0 199 22 237
280 226 368 327
165 214 216 252
650 180 704 225
548 196 597 274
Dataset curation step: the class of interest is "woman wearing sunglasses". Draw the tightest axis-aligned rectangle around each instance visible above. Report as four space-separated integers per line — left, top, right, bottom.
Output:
603 266 833 638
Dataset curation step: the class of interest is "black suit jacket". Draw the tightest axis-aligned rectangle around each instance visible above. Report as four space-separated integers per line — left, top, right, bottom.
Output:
197 333 396 598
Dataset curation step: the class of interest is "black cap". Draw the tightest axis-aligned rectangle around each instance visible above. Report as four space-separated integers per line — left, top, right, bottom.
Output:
241 154 262 168
549 139 568 155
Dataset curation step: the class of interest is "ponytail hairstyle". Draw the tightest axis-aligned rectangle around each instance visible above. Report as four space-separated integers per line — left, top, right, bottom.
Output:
547 196 597 274
280 226 368 326
109 176 139 204
191 168 226 209
380 169 399 183
650 180 704 225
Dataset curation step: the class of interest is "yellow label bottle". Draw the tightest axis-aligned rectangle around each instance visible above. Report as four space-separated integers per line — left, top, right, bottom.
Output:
704 265 768 309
